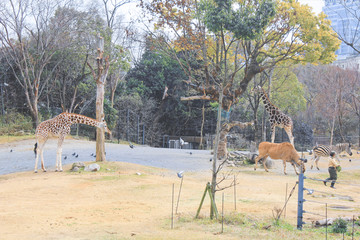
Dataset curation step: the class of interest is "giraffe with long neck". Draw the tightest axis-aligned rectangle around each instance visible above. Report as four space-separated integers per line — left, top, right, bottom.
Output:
254 86 294 145
34 112 111 172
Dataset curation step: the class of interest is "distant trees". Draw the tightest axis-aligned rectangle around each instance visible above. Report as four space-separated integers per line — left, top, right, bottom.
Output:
0 0 131 127
124 42 216 145
295 64 360 145
0 0 74 126
0 0 358 151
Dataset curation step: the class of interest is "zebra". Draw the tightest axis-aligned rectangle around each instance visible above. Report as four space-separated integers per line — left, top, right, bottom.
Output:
310 143 353 170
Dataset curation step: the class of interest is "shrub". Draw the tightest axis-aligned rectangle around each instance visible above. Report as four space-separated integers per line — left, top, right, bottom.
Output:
0 111 33 135
331 218 348 234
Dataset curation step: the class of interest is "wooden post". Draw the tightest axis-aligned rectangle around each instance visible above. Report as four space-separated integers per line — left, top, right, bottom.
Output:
196 183 210 218
208 184 219 219
195 182 218 219
234 175 236 210
221 193 224 233
284 183 288 218
325 203 328 240
176 176 184 214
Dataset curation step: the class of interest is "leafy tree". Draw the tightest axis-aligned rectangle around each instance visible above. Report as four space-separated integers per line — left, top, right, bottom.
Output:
141 0 340 219
125 43 215 144
269 66 306 116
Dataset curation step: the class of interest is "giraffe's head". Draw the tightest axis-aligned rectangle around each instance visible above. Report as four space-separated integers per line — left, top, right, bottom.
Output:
99 118 111 135
251 85 263 94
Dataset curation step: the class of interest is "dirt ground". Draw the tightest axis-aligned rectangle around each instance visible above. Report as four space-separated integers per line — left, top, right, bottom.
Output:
0 140 359 240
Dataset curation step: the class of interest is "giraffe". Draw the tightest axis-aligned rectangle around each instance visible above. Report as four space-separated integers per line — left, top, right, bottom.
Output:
253 86 294 145
34 112 111 173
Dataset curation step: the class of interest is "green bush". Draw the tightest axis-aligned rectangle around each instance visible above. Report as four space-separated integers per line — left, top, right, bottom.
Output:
0 111 33 135
331 218 348 234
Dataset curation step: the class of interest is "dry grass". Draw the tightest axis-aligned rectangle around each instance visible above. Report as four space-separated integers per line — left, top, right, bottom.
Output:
0 135 36 144
0 159 359 240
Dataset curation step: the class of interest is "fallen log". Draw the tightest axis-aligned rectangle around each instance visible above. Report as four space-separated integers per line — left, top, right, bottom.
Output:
314 217 353 226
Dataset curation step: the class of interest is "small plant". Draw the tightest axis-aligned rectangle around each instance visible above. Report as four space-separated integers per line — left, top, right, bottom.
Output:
272 207 282 225
331 218 348 234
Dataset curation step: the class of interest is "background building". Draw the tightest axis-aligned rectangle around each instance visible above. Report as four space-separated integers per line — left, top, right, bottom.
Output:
323 0 360 60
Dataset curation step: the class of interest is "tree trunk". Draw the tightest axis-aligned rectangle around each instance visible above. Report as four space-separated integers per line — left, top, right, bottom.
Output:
330 116 336 146
88 34 110 162
211 88 223 219
199 101 205 149
96 81 106 162
217 121 254 159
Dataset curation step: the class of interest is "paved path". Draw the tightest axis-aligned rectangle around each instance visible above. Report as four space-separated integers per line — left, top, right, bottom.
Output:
0 139 213 175
1 139 358 176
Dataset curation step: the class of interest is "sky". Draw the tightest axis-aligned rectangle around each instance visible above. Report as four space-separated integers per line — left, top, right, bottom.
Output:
299 0 325 14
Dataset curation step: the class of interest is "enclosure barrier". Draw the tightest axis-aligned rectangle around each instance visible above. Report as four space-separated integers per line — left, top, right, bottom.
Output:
297 169 358 239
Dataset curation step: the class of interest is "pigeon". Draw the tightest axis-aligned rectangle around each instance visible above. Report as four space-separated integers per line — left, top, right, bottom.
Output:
72 152 76 156
177 171 184 178
75 154 78 158
129 142 134 149
91 153 94 157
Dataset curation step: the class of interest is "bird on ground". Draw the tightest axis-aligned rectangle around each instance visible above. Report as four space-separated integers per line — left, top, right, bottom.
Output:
209 158 212 162
129 142 134 149
75 154 78 158
72 152 76 156
91 153 94 156
349 159 352 162
64 156 67 160
10 149 13 152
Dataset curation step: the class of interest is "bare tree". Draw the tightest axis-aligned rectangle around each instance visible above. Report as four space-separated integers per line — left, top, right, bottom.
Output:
87 34 110 162
325 1 360 54
100 0 132 107
311 65 356 143
0 0 72 126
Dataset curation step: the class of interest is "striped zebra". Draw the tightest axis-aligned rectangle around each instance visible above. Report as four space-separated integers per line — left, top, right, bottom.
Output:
310 143 353 170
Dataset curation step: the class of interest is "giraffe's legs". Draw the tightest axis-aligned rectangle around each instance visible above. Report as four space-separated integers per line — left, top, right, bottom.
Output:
40 146 46 172
271 126 276 143
284 126 294 145
34 137 47 173
56 136 65 172
34 146 40 173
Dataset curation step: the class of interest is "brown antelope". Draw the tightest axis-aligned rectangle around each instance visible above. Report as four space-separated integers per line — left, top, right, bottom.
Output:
254 142 306 175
